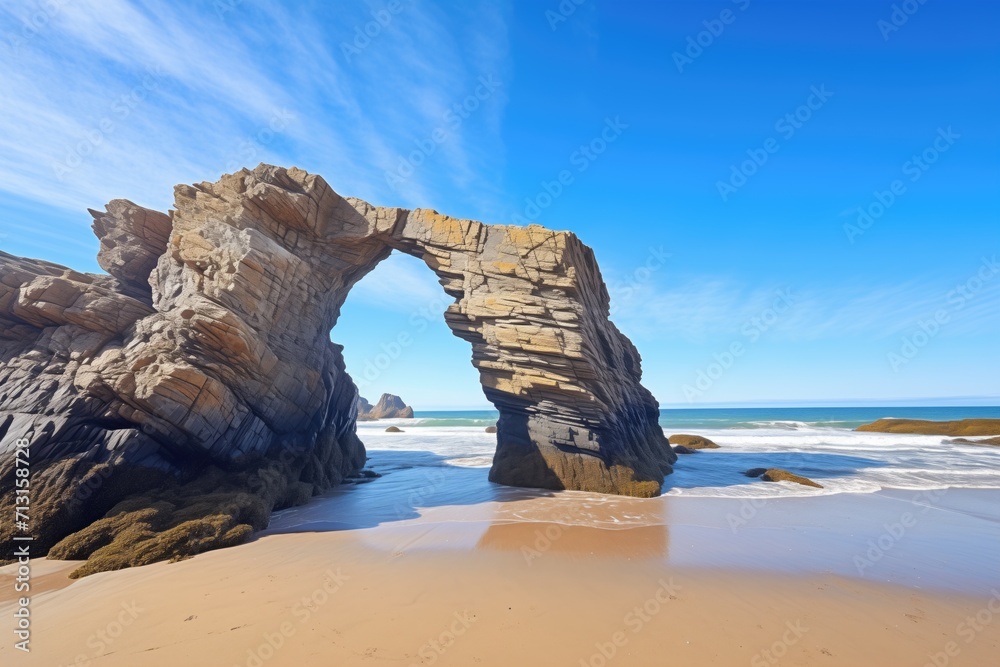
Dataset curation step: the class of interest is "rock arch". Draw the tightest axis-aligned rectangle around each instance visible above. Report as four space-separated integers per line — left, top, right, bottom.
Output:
0 165 673 572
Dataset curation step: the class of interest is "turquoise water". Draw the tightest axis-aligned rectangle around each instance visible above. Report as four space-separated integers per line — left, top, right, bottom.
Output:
657 405 1000 430
370 405 1000 499
407 410 499 427
365 405 1000 499
410 405 1000 429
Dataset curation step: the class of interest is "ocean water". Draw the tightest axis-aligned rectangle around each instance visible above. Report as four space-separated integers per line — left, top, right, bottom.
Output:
359 406 1000 499
266 406 1000 592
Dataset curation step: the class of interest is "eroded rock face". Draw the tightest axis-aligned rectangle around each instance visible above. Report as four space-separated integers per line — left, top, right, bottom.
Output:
0 165 672 573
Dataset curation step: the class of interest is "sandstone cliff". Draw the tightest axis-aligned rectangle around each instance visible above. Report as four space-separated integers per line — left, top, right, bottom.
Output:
0 165 673 575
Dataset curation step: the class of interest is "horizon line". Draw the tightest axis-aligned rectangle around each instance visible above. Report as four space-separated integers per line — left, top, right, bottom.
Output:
410 400 1000 412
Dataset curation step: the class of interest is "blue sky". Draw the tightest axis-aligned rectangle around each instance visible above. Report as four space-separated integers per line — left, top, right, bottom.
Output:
1 0 998 409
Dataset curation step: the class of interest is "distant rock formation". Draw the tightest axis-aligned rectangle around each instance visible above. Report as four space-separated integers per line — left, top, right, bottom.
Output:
856 418 1000 437
0 164 673 575
357 393 414 420
356 395 374 419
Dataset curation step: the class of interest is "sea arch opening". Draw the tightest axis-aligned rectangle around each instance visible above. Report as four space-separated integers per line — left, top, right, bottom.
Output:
318 196 674 498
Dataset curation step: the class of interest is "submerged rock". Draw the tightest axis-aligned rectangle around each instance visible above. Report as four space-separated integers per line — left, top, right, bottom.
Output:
485 426 498 433
384 426 404 433
759 468 823 489
946 436 1000 446
673 445 697 455
743 468 768 477
668 434 719 449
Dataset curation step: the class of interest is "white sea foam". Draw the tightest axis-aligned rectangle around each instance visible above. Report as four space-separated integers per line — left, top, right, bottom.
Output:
266 415 1000 594
662 423 1000 498
356 419 1000 500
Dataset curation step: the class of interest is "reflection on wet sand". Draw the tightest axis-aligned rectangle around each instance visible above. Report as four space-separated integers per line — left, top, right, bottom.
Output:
477 492 671 560
476 522 670 560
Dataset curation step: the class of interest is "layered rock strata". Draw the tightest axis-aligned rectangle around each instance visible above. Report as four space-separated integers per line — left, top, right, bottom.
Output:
0 165 673 575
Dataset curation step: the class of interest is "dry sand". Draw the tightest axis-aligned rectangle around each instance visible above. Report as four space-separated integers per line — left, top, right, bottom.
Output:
2 522 998 667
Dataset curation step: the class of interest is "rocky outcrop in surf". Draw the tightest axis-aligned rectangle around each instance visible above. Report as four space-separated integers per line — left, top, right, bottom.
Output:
0 164 673 575
856 418 1000 437
668 434 719 449
744 468 823 489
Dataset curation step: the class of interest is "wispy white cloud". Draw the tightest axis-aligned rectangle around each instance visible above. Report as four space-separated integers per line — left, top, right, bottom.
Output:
614 264 1000 343
0 0 511 226
348 251 444 312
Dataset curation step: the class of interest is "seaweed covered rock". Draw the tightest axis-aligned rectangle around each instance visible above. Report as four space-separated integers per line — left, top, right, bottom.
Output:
668 434 720 449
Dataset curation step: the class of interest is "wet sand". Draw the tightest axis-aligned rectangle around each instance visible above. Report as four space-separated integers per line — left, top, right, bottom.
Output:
2 514 999 667
3 457 1000 666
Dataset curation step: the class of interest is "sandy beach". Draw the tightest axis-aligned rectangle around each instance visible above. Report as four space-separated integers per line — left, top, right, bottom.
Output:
3 484 999 667
5 419 1000 666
